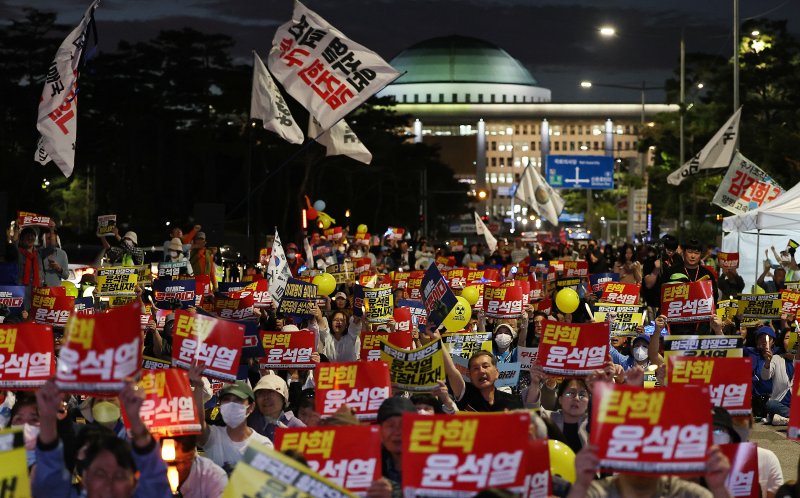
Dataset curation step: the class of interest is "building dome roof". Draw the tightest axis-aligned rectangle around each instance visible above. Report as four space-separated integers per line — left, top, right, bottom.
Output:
389 35 538 86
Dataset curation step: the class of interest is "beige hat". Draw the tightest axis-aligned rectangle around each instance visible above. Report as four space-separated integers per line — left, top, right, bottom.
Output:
281 324 300 332
122 231 138 245
254 374 289 403
167 237 183 252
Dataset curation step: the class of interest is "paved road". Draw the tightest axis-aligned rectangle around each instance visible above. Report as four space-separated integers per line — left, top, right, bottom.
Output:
751 420 799 482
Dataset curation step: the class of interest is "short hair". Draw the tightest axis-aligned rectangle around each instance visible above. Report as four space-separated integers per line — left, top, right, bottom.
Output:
80 434 137 475
557 377 588 398
467 350 497 369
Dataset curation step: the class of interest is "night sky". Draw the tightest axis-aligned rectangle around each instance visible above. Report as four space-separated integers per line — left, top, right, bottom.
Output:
3 0 799 102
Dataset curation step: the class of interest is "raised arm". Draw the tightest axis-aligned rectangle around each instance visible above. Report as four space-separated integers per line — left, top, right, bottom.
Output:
188 361 210 446
426 326 465 400
648 315 666 367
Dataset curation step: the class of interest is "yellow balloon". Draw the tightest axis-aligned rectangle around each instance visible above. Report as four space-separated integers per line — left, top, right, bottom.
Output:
548 439 576 483
356 224 368 234
61 280 79 298
461 285 480 307
443 296 472 332
555 288 580 314
312 273 337 296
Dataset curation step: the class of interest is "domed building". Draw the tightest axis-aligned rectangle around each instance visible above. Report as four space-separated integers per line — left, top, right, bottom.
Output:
377 35 678 239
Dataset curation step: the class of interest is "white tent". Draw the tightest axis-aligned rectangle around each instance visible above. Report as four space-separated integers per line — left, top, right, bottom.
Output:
721 181 800 292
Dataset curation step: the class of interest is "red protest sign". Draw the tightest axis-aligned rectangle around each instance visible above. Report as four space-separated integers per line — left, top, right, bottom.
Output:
483 281 524 319
591 383 712 474
601 282 641 305
258 330 316 369
402 412 530 495
315 361 391 421
393 307 412 333
323 226 343 240
214 292 255 320
32 290 74 327
446 268 469 289
171 310 244 382
530 297 552 315
661 280 716 323
780 289 800 319
17 211 52 228
668 356 752 415
562 260 589 278
57 302 142 393
718 252 740 270
539 321 609 376
275 425 382 494
124 368 201 437
788 361 800 440
406 270 425 300
435 256 456 272
529 280 544 300
352 257 372 275
720 443 760 498
392 271 410 290
360 330 413 362
0 323 55 389
522 439 551 498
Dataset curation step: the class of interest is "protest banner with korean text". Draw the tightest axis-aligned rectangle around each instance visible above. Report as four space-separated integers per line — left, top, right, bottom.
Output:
0 286 24 315
380 339 445 391
142 355 172 370
31 288 73 327
590 273 620 296
711 154 784 215
517 347 539 371
315 362 391 421
96 266 138 296
393 306 412 333
17 211 51 228
717 300 740 321
787 362 800 440
530 298 552 316
96 214 116 237
663 335 744 370
214 291 256 321
398 299 427 328
421 263 457 329
0 323 55 389
360 330 412 362
720 443 760 498
717 252 740 270
279 278 318 319
364 286 393 323
275 425 382 494
592 383 712 474
402 412 530 496
259 331 316 369
153 279 196 309
157 261 190 280
327 261 354 284
222 443 356 498
56 302 142 393
442 331 493 359
0 428 31 497
539 321 609 376
601 282 641 305
661 281 716 323
738 293 782 319
483 281 524 319
405 270 425 300
562 261 589 278
591 303 645 337
668 356 752 415
522 439 551 498
171 310 244 382
124 368 201 437
780 289 800 319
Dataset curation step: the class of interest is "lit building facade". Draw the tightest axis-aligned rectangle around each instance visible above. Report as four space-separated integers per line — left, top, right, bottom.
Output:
378 35 678 237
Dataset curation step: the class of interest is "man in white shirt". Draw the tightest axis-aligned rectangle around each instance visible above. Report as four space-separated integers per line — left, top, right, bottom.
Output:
166 435 228 498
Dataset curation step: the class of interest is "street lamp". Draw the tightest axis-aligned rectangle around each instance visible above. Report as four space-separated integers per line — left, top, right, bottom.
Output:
599 26 616 37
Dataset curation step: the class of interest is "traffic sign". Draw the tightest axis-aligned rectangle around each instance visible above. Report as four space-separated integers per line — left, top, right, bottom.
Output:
546 155 614 190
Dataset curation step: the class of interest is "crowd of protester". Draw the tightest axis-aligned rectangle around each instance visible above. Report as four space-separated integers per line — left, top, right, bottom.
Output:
0 219 798 498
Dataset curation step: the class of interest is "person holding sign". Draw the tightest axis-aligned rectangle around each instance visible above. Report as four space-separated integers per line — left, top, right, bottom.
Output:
430 327 523 412
316 307 362 362
99 227 144 267
33 378 173 498
15 226 44 310
40 228 69 288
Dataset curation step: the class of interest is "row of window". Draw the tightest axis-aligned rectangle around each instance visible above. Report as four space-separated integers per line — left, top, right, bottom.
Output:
485 124 639 136
487 140 637 152
399 93 546 104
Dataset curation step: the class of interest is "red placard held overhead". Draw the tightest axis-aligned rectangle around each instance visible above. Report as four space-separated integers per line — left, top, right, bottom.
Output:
0 323 55 389
258 330 316 369
538 321 609 376
315 362 391 421
661 281 716 323
57 302 142 394
668 356 753 415
171 310 244 382
591 383 712 474
719 443 760 498
124 368 201 437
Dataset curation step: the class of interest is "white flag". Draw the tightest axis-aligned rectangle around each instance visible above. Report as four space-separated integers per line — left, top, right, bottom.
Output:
34 0 99 178
711 152 784 215
250 52 304 145
667 108 741 186
515 165 565 226
267 231 292 304
309 117 372 164
267 0 399 131
302 236 314 268
474 212 497 254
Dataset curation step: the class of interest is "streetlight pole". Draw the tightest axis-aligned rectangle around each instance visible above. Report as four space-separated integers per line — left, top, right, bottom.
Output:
733 0 740 111
680 31 686 165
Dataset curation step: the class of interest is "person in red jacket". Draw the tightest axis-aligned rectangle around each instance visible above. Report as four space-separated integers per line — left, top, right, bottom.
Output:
285 242 305 276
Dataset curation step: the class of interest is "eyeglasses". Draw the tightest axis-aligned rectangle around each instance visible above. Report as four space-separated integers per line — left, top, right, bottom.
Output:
561 390 589 400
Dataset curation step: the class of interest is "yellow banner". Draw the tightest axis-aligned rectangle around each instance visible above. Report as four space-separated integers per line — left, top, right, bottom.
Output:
223 443 355 498
380 339 445 392
716 299 739 321
591 303 644 337
96 266 138 296
738 293 782 319
363 286 393 324
0 427 31 497
441 331 493 359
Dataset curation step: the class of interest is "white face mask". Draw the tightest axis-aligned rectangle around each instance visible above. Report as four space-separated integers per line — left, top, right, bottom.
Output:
287 252 296 260
633 346 649 362
169 250 179 259
495 334 513 350
220 402 248 427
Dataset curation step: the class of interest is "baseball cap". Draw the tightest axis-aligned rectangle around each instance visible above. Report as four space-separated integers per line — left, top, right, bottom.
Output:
253 374 289 403
282 324 300 332
632 334 650 345
377 397 416 423
712 407 742 443
219 380 255 402
334 291 347 300
756 326 776 339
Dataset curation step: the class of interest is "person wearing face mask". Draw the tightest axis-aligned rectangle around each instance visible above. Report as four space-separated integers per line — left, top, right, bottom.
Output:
192 369 273 474
165 237 194 275
284 242 304 276
492 322 520 364
76 397 128 440
99 226 144 267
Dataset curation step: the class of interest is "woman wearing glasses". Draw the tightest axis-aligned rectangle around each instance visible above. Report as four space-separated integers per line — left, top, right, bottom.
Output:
524 368 591 454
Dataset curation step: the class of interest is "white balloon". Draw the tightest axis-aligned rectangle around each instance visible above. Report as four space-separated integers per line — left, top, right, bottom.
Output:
313 200 326 211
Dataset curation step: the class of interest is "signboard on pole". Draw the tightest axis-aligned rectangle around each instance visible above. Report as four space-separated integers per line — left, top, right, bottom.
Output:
546 155 614 190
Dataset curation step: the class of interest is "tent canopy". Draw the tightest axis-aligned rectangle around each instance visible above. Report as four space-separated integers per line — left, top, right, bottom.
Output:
723 181 800 232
